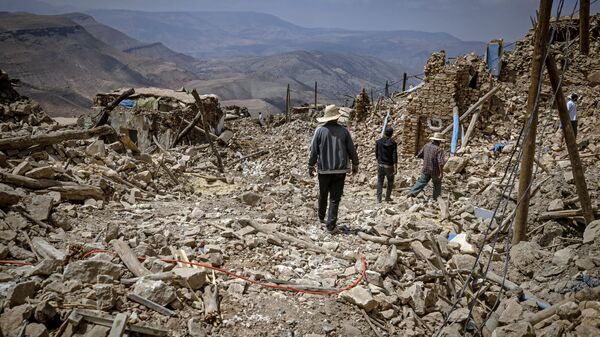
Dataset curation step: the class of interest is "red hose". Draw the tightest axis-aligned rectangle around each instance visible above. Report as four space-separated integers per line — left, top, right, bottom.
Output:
84 249 367 295
2 250 367 295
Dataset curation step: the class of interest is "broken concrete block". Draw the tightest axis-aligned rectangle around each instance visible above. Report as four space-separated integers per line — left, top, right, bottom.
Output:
491 321 534 337
188 318 207 337
27 195 54 221
95 284 116 311
6 280 39 307
444 156 468 174
25 166 56 179
30 259 62 277
133 279 176 306
552 247 575 266
85 139 106 157
399 282 436 316
173 267 207 290
450 254 477 271
339 286 377 311
556 301 580 320
0 183 21 207
33 301 57 324
241 191 261 206
498 299 523 324
563 171 574 184
25 323 49 337
583 220 600 244
547 199 564 212
448 233 476 254
0 304 34 336
63 260 123 283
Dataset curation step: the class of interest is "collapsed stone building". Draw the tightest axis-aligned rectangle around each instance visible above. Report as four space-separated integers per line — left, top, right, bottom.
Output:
91 88 224 151
397 51 502 157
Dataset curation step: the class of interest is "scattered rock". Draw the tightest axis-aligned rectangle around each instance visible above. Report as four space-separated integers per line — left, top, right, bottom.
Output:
63 260 123 283
339 286 377 312
133 279 176 306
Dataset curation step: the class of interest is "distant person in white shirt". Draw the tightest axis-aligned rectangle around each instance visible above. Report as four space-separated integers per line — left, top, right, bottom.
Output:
561 93 578 137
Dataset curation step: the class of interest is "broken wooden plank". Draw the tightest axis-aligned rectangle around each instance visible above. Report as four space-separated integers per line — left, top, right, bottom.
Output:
0 171 61 190
538 208 600 221
70 309 168 336
190 89 225 173
441 86 500 135
127 293 176 317
112 239 150 277
45 185 104 201
31 237 67 261
94 88 135 128
107 313 128 337
0 125 115 151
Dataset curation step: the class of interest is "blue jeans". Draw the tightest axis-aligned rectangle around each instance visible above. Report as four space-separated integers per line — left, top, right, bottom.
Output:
408 173 442 200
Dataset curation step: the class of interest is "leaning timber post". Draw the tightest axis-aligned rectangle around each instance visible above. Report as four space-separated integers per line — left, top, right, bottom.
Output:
385 80 389 97
580 0 590 55
402 72 408 92
190 89 224 173
314 81 318 110
513 0 553 245
285 84 290 122
546 54 594 224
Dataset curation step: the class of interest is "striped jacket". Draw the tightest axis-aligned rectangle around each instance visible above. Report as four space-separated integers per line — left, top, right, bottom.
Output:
308 122 359 174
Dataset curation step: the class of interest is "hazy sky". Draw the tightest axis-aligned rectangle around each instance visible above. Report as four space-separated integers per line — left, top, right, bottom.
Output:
9 0 600 41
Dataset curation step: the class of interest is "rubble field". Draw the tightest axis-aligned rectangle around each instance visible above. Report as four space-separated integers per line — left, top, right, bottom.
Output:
2 14 600 337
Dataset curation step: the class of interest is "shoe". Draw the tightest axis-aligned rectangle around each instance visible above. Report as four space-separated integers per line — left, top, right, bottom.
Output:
326 223 336 232
338 224 351 234
319 218 326 224
385 198 393 203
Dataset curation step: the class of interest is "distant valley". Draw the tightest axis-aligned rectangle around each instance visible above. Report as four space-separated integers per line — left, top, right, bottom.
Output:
0 3 485 117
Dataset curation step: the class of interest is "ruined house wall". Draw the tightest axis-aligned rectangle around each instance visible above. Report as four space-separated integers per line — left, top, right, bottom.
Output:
399 53 497 157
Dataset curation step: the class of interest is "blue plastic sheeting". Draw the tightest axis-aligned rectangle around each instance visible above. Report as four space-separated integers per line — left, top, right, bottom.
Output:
486 42 502 76
381 111 390 137
119 99 136 109
450 111 460 155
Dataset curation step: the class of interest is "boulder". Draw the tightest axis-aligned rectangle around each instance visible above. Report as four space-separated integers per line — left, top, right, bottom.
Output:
491 322 534 337
240 191 261 206
33 301 57 324
444 156 468 174
133 279 176 306
498 299 523 324
94 284 116 311
63 260 123 283
6 280 39 307
27 195 54 221
25 323 49 337
173 267 207 290
339 286 377 311
399 282 436 315
0 183 21 207
85 139 106 157
0 304 34 336
583 220 600 244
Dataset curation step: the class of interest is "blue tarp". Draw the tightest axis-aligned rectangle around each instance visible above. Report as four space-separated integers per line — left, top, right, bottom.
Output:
451 111 460 155
486 42 503 76
119 99 136 109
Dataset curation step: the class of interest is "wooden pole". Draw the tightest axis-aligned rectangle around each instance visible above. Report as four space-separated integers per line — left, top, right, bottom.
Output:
285 84 290 122
190 89 224 173
402 73 408 92
314 81 318 109
0 125 114 151
546 53 594 224
94 88 135 128
580 0 590 55
513 0 553 245
460 107 481 149
385 80 389 97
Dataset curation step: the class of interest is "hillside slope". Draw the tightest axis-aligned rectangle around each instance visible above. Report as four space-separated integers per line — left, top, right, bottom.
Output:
89 9 485 69
0 12 198 116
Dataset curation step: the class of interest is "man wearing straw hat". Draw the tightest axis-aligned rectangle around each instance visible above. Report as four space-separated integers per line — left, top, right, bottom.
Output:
308 104 359 232
408 132 446 200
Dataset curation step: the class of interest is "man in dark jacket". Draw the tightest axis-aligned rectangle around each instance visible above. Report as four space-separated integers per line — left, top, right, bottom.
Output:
308 105 359 231
375 127 398 203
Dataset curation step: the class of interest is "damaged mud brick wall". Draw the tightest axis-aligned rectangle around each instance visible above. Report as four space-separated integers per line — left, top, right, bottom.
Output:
93 88 224 151
354 88 371 122
400 52 499 156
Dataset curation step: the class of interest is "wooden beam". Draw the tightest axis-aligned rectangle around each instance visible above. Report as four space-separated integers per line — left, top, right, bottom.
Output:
539 209 600 221
546 53 594 224
513 0 553 245
112 239 150 277
94 88 135 128
460 107 481 149
0 125 115 151
70 309 168 336
580 0 590 55
107 313 128 337
126 293 176 317
440 87 499 135
190 89 225 173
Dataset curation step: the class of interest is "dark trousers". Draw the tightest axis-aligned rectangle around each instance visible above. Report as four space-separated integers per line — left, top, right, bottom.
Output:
560 120 578 137
376 165 394 202
318 173 346 227
408 173 442 200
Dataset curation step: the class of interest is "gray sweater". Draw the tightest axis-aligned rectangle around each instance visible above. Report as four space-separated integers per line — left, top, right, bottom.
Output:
308 122 359 174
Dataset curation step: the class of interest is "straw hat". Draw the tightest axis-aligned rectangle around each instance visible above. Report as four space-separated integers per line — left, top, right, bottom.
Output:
430 132 445 142
317 104 341 123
